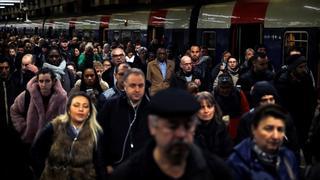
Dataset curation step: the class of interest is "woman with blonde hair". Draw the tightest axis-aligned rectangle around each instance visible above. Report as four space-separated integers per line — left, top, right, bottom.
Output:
31 91 105 180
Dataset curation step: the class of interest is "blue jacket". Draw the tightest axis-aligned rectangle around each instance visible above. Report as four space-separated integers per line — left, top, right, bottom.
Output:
227 138 299 180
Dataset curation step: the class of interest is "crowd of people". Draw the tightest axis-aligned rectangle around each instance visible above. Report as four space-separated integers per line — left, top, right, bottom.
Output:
0 31 319 180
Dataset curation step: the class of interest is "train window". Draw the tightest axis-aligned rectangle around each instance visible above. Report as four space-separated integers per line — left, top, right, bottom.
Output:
283 31 308 64
121 30 132 44
103 28 109 44
113 31 120 41
201 31 216 59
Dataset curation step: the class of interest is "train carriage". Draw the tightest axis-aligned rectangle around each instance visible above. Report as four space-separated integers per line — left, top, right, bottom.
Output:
2 0 320 87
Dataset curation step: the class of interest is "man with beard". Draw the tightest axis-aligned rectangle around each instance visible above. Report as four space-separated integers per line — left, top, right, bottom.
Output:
189 44 211 91
111 88 232 180
147 47 175 96
236 52 275 106
275 55 317 163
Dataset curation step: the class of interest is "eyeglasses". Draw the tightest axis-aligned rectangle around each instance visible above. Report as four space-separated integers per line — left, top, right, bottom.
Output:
182 63 192 66
112 54 124 58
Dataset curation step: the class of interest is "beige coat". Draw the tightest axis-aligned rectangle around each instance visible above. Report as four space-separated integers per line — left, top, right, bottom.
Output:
147 59 175 96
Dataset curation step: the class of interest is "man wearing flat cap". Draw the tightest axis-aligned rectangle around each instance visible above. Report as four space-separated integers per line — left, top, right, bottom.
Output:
275 54 317 163
111 88 232 180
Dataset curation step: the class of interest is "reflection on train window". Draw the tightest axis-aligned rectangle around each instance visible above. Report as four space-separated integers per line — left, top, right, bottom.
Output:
283 31 308 64
202 31 216 59
121 30 131 44
113 31 120 41
132 31 141 43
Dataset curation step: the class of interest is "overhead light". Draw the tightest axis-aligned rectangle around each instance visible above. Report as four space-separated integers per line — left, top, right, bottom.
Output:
0 6 5 8
0 0 23 3
0 3 14 6
304 5 320 11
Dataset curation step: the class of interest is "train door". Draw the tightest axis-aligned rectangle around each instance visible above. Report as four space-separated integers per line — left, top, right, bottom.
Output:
230 23 262 63
171 30 185 55
132 30 141 44
101 28 109 44
35 27 39 35
69 26 75 38
201 31 216 63
121 30 132 45
147 26 164 49
47 26 53 38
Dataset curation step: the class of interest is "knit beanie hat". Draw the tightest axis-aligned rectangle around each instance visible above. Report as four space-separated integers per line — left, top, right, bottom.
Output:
287 55 307 72
218 73 233 86
250 81 279 107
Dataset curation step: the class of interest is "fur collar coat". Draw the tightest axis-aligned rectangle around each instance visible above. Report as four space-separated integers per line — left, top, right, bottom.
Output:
10 76 67 144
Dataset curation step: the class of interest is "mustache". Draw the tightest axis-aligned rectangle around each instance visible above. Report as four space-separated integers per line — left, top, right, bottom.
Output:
165 139 191 165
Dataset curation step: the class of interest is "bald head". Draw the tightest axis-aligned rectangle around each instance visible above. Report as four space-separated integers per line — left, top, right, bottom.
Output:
180 55 193 73
21 54 34 72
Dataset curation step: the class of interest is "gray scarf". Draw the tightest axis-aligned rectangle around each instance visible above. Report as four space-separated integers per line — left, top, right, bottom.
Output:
43 60 66 80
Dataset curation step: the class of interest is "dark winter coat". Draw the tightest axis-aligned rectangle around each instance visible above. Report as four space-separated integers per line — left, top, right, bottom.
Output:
0 77 16 130
227 138 299 180
170 70 201 90
213 87 250 139
111 140 233 180
194 119 233 159
236 110 300 159
97 94 151 166
236 69 274 104
10 77 67 144
275 71 316 146
10 69 35 99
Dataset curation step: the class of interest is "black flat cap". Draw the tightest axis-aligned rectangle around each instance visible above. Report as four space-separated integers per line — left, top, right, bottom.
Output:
148 88 200 118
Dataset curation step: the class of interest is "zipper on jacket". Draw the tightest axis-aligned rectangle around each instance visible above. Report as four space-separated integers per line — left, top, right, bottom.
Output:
3 81 9 125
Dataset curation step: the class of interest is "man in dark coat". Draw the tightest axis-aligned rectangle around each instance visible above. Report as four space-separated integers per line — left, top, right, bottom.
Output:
237 52 274 106
101 47 126 88
170 55 201 90
0 55 33 179
275 55 317 163
98 68 151 175
111 88 232 180
10 54 37 99
0 55 15 130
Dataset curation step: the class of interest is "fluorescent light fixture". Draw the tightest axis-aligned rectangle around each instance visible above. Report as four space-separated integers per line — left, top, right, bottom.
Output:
0 0 23 2
0 3 14 5
304 5 320 11
0 6 5 8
